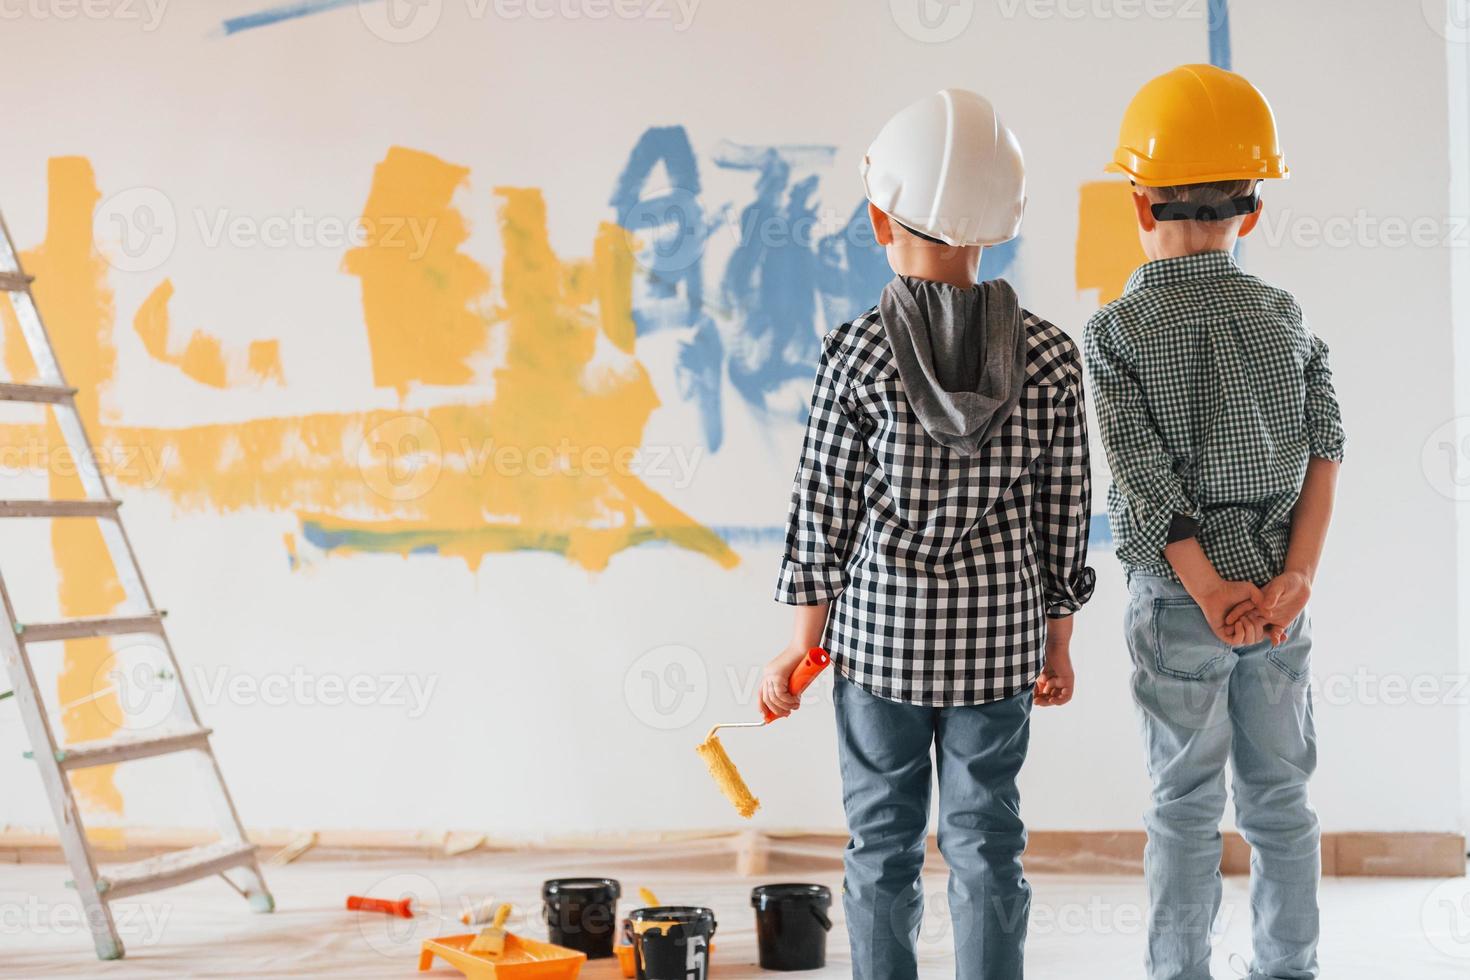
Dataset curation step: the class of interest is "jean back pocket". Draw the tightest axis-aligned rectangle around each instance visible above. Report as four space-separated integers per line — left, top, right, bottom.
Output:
1266 612 1312 681
1150 596 1231 681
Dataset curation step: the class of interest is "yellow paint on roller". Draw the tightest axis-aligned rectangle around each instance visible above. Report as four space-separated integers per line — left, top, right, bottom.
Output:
1075 180 1147 306
133 280 284 388
29 158 126 813
695 735 759 819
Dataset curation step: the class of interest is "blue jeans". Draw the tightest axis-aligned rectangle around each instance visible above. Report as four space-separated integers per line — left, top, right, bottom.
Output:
1126 574 1320 980
834 673 1032 980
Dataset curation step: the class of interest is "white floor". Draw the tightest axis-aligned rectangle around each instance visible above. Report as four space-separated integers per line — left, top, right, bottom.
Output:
3 853 1468 978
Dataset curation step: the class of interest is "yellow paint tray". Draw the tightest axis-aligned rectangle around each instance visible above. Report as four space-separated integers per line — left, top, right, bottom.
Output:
419 932 586 980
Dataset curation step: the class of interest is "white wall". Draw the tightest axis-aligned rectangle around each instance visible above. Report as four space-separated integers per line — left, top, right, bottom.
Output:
1443 0 1470 839
0 0 1461 840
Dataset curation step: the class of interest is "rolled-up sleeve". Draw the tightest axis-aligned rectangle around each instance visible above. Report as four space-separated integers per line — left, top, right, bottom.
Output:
1033 362 1097 618
1303 334 1346 463
1083 318 1199 568
774 337 867 605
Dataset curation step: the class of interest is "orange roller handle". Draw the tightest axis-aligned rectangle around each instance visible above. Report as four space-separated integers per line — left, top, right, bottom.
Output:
347 895 415 918
762 647 831 723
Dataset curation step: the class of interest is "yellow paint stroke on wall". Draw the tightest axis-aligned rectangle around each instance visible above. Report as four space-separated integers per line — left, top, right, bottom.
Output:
94 151 732 572
343 147 491 395
27 158 126 814
248 340 284 383
0 151 742 819
1076 180 1147 306
477 186 733 571
133 279 284 388
1 301 39 382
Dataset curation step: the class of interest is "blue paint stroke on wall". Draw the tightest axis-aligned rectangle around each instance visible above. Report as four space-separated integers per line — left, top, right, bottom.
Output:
715 144 830 420
1208 0 1231 70
609 127 1027 451
608 129 892 449
983 235 1020 282
671 515 1111 550
1207 0 1241 265
610 126 711 331
608 126 727 449
221 0 362 35
299 517 1113 557
815 201 891 328
705 515 1112 551
608 129 1032 450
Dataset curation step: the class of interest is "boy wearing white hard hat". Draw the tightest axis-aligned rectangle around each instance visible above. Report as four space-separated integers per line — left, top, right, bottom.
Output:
759 89 1096 980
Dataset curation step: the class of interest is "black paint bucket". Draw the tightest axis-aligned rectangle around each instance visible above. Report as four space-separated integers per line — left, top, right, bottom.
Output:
751 884 833 971
542 878 621 959
628 905 717 980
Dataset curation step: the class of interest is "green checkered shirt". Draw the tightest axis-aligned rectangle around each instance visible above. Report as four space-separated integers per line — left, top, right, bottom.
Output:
1084 251 1345 586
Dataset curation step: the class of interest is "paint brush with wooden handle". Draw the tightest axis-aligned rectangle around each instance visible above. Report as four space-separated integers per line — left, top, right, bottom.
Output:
467 903 513 956
695 647 831 818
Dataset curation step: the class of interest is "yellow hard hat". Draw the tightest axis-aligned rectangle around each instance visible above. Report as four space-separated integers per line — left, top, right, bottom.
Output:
1106 64 1288 187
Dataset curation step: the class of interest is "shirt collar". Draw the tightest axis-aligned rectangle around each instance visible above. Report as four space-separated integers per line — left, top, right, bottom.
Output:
1124 250 1242 295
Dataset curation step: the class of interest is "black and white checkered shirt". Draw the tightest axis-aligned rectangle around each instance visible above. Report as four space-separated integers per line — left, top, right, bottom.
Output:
775 304 1095 707
1084 250 1346 586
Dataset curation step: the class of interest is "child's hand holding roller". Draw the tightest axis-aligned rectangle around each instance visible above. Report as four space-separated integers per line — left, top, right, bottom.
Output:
759 645 811 718
759 604 831 719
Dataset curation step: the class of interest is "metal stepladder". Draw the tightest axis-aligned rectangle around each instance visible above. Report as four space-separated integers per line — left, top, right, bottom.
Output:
0 213 273 960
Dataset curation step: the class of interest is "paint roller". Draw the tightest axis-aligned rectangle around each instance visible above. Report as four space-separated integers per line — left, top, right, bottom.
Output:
695 647 831 818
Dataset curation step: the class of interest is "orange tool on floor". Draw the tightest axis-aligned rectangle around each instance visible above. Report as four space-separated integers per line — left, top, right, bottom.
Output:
695 647 831 818
348 894 416 918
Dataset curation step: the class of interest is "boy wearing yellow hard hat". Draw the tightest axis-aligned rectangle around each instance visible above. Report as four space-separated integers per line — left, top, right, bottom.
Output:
1086 64 1346 980
763 89 1096 979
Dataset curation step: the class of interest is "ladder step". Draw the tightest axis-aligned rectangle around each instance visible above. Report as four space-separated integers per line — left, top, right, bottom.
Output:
38 728 213 770
0 270 34 291
16 612 164 643
0 381 75 404
0 499 120 519
89 839 258 901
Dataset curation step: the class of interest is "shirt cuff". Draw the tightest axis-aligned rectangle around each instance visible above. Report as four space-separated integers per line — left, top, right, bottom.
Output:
1166 514 1201 543
1308 432 1346 464
774 560 846 605
1045 566 1096 619
1124 495 1200 567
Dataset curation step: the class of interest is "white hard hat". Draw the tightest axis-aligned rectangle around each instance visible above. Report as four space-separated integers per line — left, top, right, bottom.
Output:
860 88 1026 247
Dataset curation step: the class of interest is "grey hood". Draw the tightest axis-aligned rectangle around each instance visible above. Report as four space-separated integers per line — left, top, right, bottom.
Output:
878 275 1027 455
